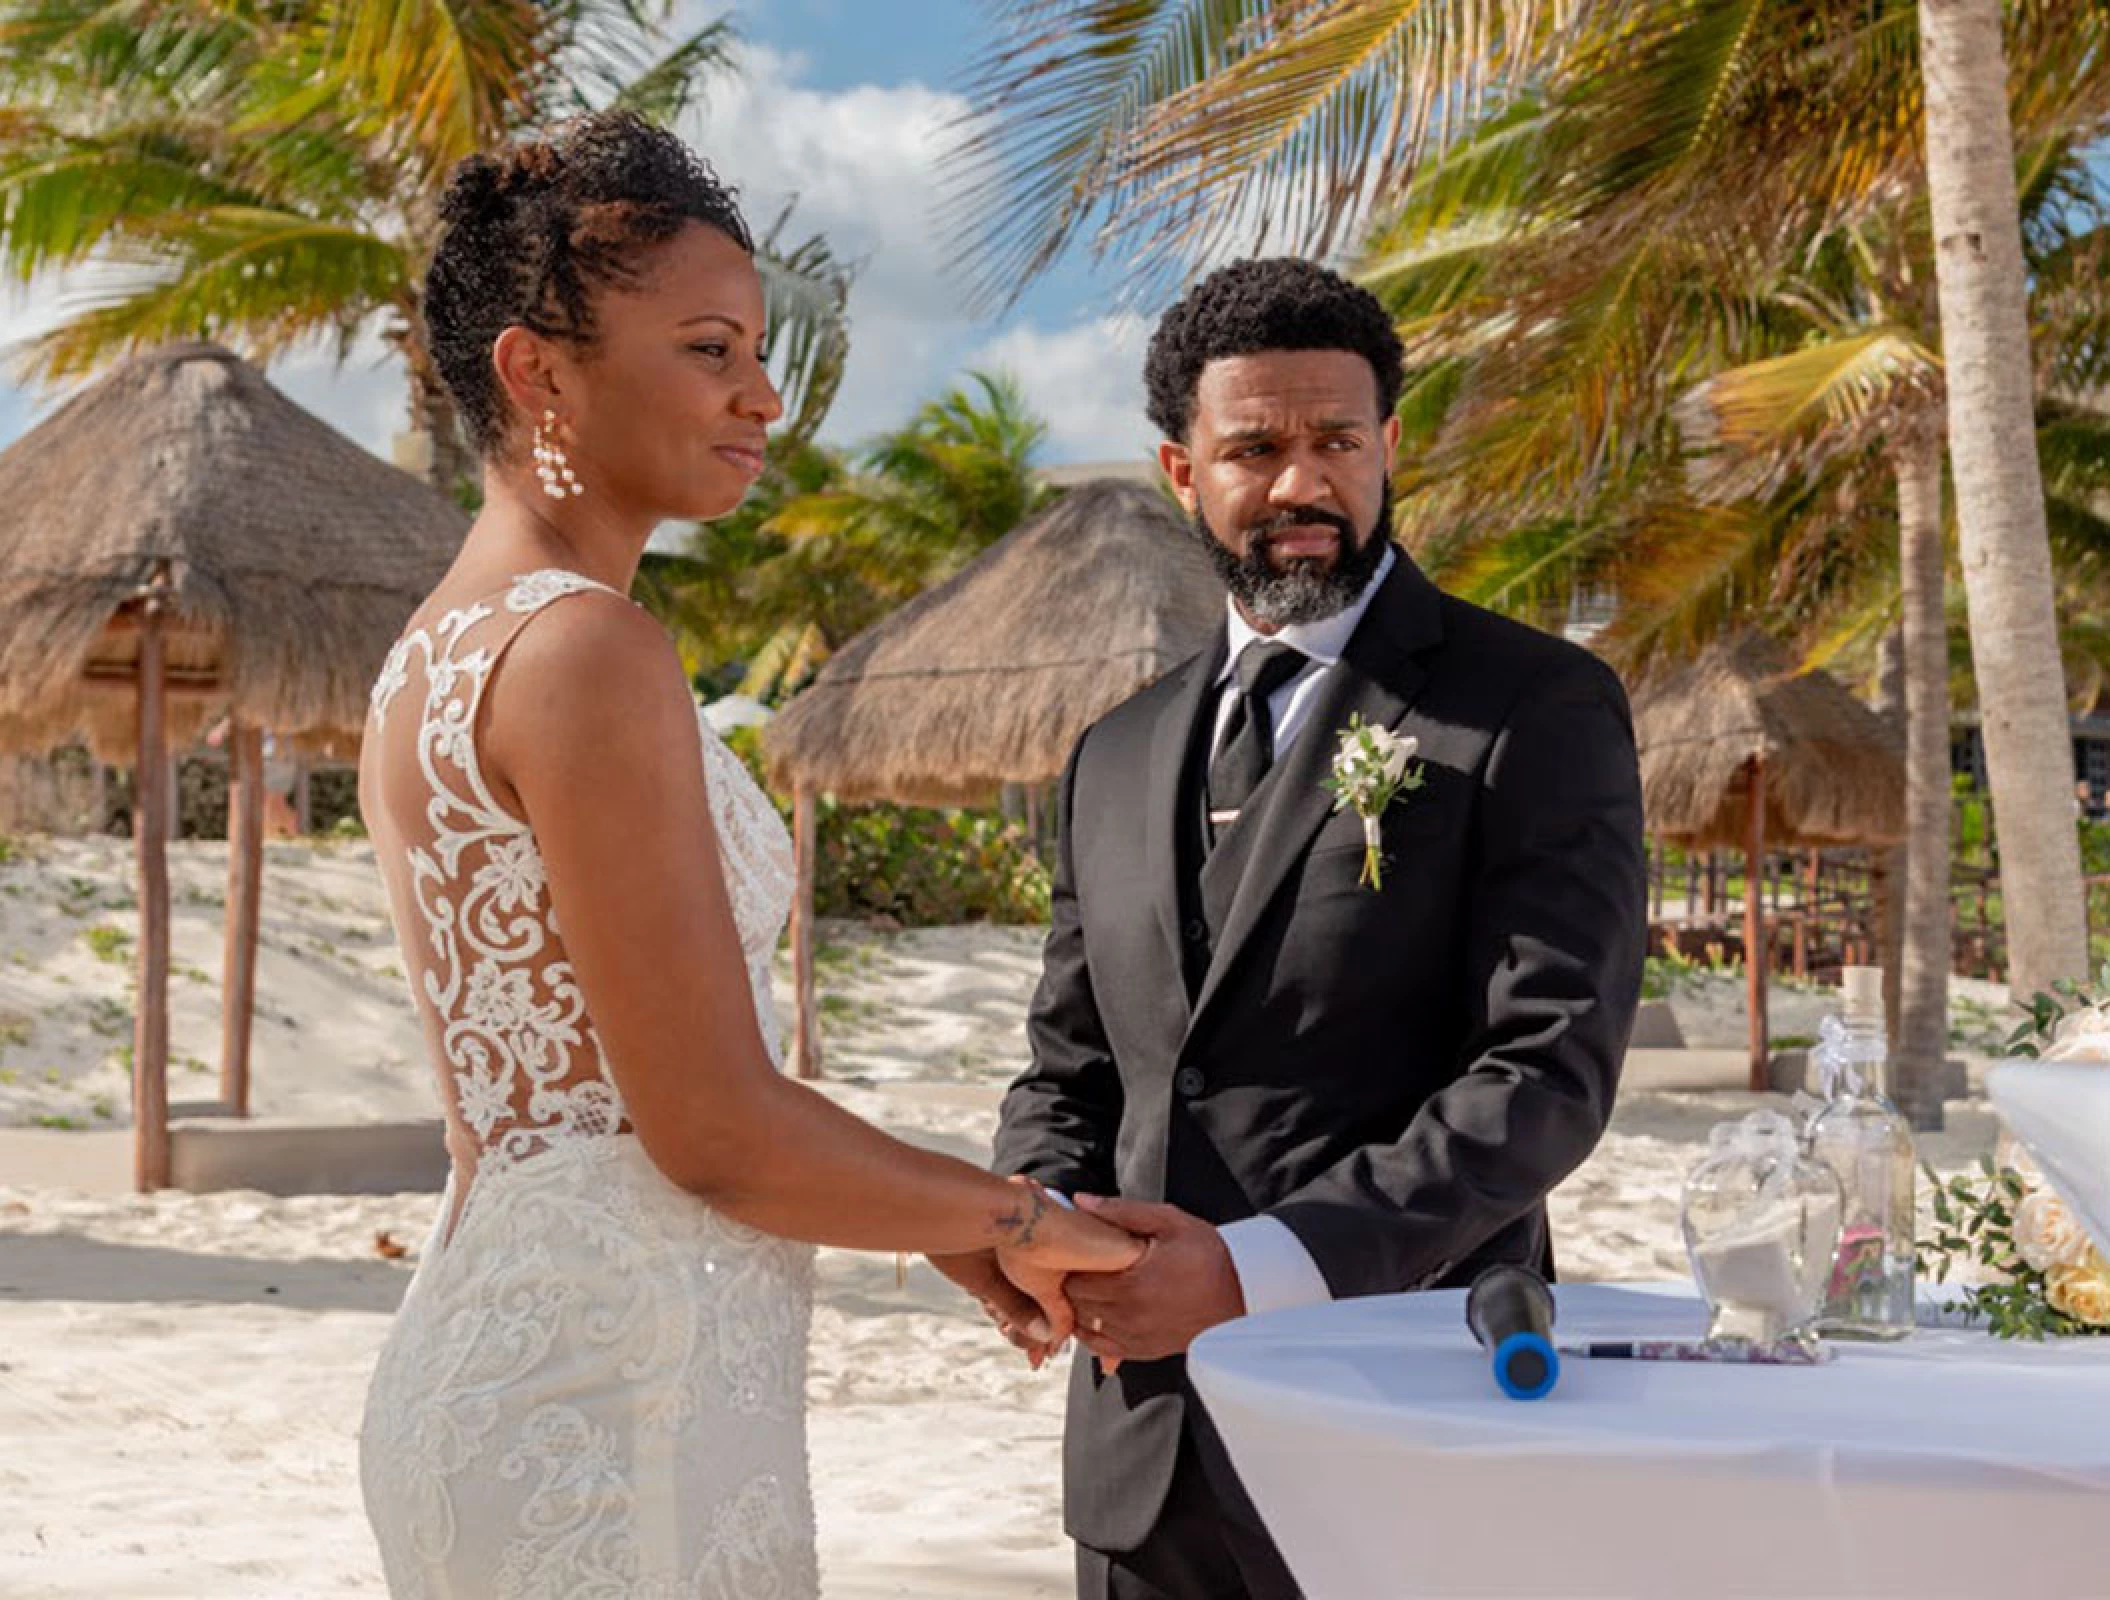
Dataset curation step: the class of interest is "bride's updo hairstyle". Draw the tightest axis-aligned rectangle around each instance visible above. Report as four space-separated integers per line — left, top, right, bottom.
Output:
423 109 755 457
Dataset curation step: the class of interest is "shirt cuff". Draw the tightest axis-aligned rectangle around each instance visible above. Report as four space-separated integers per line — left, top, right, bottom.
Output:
1218 1215 1334 1316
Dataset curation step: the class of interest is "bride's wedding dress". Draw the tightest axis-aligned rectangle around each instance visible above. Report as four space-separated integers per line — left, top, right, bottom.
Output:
358 570 818 1599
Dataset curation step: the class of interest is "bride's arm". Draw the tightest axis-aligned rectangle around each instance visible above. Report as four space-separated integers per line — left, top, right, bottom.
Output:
482 592 1134 1283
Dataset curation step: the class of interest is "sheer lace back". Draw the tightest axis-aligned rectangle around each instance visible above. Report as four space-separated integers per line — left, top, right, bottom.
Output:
360 570 817 1598
365 568 795 1181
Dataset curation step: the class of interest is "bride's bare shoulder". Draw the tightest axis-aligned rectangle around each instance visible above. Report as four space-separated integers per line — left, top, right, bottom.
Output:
481 586 698 783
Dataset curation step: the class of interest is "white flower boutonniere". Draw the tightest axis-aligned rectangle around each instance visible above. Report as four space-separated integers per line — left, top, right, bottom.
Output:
1322 715 1425 890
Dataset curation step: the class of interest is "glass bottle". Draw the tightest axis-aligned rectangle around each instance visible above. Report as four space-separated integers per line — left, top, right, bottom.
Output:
1681 1108 1841 1350
1807 965 1918 1339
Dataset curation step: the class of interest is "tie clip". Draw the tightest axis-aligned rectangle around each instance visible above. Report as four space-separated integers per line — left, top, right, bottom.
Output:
1208 808 1241 825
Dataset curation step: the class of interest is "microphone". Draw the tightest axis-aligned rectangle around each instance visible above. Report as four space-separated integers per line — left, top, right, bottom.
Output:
1465 1264 1559 1400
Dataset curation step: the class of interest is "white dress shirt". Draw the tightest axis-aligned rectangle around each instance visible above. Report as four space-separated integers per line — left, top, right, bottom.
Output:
1209 545 1396 1315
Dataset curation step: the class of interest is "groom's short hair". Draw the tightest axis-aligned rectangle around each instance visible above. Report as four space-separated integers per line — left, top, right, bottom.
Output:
1143 257 1405 443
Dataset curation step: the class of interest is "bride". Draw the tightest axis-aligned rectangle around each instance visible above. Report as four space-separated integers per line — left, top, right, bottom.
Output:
357 111 1139 1598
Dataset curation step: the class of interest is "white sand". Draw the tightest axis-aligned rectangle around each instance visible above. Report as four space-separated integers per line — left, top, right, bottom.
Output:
0 836 2009 1597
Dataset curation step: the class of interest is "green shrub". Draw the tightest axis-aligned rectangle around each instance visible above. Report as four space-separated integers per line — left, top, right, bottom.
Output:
813 801 1050 925
719 726 1050 926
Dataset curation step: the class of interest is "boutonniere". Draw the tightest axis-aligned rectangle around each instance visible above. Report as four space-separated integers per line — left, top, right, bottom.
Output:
1322 715 1425 889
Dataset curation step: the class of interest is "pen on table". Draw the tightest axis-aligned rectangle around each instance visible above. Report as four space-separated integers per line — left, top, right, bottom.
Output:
1557 1338 1830 1365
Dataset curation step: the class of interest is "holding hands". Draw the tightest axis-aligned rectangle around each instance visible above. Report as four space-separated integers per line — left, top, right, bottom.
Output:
933 1190 1246 1373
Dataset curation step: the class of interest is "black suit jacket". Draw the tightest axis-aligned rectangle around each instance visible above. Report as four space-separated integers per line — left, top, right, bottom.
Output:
992 550 1647 1553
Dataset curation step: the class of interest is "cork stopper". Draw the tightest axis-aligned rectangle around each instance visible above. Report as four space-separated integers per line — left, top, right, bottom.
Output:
1840 965 1884 1023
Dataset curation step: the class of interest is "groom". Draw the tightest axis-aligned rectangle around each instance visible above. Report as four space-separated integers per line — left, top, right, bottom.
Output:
942 257 1647 1599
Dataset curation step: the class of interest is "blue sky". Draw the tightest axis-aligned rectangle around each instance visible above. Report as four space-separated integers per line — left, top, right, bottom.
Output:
0 2 1160 467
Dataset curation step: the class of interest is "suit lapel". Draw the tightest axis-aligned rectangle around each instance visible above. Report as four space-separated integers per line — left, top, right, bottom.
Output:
1146 637 1227 1003
1185 554 1444 1042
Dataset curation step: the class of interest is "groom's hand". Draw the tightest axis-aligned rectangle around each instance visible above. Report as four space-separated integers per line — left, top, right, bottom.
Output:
926 1249 1061 1368
1066 1196 1245 1367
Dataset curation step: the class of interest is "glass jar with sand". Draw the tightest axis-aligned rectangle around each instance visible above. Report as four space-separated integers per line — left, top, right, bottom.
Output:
1681 1108 1842 1351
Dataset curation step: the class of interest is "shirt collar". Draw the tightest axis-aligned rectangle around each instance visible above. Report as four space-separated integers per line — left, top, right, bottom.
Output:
1216 543 1398 685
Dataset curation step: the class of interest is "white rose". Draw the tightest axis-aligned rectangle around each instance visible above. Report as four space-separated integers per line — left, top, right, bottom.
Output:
2045 1258 2110 1328
2014 1185 2097 1273
2043 1004 2110 1063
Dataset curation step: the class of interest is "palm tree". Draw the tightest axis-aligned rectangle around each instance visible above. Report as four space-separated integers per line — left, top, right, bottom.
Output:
639 371 1060 695
1362 33 2110 1117
1914 0 2090 995
0 1 852 493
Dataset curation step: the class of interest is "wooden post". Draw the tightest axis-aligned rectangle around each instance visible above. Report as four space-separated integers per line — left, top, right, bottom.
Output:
133 568 173 1191
787 782 820 1080
220 720 264 1117
1745 755 1769 1093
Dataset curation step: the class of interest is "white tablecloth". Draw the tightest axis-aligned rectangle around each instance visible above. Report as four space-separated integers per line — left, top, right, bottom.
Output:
1187 1282 2110 1598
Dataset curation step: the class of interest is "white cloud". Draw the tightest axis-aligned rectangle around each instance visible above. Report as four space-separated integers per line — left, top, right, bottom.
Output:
963 313 1158 466
681 42 987 446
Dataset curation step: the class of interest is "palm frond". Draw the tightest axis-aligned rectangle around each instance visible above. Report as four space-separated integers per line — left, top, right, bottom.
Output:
752 204 853 448
947 0 1258 303
601 16 736 123
15 206 404 376
1686 328 1939 454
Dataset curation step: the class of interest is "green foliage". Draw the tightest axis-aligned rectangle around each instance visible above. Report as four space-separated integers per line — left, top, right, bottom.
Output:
812 801 1050 926
1919 1158 2108 1340
2001 962 2110 1059
641 372 1058 695
1953 775 1991 865
718 727 1049 926
82 924 131 965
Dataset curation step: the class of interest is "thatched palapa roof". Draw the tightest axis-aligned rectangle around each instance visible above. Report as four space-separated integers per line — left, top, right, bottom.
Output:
0 343 467 759
1633 632 1905 850
765 479 1222 805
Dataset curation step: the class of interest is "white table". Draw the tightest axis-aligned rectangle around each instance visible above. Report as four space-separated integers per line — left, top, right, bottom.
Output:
1188 1282 2110 1598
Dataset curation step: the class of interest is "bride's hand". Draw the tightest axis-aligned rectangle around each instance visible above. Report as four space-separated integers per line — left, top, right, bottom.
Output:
993 1180 1144 1346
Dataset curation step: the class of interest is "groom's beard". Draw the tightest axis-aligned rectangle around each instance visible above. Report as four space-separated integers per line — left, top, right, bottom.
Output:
1190 487 1392 627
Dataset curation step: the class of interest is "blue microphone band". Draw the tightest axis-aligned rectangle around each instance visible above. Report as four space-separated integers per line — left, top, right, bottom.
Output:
1490 1330 1559 1400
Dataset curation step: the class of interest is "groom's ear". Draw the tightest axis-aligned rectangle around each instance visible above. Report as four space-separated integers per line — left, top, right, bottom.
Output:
1158 438 1196 516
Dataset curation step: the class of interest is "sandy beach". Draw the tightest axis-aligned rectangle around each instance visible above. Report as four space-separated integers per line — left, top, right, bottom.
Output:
0 835 2010 1598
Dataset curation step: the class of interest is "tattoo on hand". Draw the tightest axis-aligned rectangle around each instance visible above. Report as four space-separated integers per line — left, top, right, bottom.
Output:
995 1183 1049 1247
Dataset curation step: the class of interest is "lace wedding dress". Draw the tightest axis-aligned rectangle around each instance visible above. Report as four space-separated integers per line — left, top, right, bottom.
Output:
358 570 817 1599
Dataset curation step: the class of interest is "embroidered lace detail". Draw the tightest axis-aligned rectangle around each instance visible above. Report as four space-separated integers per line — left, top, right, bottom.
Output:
359 570 815 1598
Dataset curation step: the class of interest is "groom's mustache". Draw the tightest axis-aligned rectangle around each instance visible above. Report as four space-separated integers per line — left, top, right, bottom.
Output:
1245 505 1359 559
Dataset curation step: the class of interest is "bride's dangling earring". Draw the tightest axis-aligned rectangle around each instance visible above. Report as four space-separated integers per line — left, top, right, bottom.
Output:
533 408 583 500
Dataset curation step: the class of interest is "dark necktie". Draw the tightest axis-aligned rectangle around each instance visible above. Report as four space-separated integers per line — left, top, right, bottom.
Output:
1205 640 1308 850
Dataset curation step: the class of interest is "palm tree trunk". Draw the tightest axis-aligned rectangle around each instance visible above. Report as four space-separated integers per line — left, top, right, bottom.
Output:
395 321 474 499
413 365 475 500
1892 418 1952 1130
1871 623 1905 1042
1916 0 2088 998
